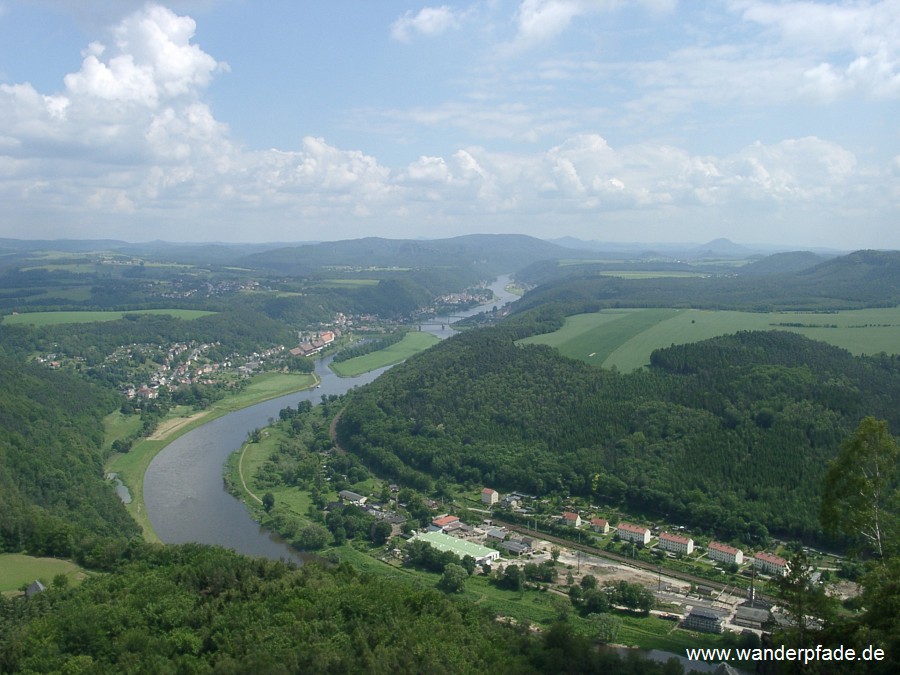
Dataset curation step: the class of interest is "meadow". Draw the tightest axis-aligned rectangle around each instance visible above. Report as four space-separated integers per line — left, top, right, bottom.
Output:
315 278 379 288
330 331 441 376
0 554 87 593
520 306 900 372
3 308 216 326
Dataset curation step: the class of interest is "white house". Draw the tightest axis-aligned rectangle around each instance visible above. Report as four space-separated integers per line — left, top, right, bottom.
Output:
590 517 609 534
617 522 651 545
708 541 744 565
562 512 582 527
659 532 694 555
481 488 499 505
753 551 789 576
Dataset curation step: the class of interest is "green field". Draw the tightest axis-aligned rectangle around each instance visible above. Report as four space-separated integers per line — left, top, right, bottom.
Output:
330 332 441 376
520 306 900 372
21 263 101 273
3 308 216 325
316 278 379 288
597 271 706 279
0 554 88 593
32 286 94 302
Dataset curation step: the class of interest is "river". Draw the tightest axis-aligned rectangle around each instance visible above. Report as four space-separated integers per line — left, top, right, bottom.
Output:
143 276 517 562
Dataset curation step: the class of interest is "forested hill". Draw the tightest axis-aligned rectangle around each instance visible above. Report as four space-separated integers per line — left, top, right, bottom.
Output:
0 356 138 554
239 234 587 276
513 249 900 313
337 329 900 543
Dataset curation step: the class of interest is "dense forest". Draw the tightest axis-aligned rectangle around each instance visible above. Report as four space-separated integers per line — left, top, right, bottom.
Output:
0 356 139 556
337 328 900 544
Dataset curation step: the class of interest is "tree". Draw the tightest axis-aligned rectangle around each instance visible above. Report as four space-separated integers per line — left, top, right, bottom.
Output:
369 521 392 546
262 493 275 513
775 550 834 647
822 417 900 561
499 565 524 593
295 523 330 551
438 563 468 594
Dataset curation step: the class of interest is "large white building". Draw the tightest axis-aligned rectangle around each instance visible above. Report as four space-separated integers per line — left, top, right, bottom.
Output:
617 522 651 545
414 531 500 565
708 541 744 565
659 531 694 555
753 551 789 576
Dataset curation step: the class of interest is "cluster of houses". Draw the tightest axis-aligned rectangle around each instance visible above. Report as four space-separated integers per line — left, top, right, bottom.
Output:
558 511 790 576
119 341 290 399
484 489 792 578
289 331 338 358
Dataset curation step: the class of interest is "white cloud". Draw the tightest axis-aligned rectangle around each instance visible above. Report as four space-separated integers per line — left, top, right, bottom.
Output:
0 3 896 248
735 0 900 101
505 0 676 52
391 5 461 42
63 5 224 107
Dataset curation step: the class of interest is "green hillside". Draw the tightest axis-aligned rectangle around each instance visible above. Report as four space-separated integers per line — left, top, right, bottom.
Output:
0 356 139 555
337 328 900 543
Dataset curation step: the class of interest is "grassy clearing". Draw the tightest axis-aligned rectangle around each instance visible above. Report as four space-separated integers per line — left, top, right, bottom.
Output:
616 612 719 652
21 263 100 273
597 271 706 279
521 306 900 372
520 309 679 368
104 372 317 542
3 308 216 326
0 554 89 593
316 279 379 288
33 286 93 302
330 332 441 376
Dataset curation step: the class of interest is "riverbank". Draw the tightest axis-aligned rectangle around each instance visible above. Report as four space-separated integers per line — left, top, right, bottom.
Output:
104 371 318 542
329 331 440 377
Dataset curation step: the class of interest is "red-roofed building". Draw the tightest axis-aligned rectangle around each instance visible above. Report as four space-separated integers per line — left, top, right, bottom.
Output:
753 551 789 576
659 531 694 555
562 512 582 527
481 488 499 505
430 515 460 532
708 541 744 565
590 518 609 534
617 522 651 545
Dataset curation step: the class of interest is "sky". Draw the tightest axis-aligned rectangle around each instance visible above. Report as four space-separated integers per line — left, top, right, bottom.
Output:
0 1 898 249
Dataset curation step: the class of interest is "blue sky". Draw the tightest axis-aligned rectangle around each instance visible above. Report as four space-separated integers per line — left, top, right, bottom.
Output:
0 1 898 248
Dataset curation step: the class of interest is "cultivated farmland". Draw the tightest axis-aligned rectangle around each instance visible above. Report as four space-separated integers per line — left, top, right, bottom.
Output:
2 309 216 326
520 306 900 372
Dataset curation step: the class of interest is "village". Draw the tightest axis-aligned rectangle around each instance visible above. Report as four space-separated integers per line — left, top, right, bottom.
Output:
329 484 846 643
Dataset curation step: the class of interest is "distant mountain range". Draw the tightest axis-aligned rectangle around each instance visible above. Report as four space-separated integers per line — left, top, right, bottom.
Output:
235 234 594 275
547 236 850 259
0 234 874 273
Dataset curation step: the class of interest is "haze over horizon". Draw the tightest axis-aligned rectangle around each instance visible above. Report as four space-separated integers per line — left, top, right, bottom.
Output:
1 1 898 249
